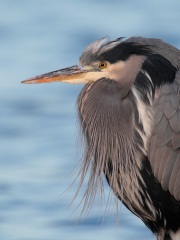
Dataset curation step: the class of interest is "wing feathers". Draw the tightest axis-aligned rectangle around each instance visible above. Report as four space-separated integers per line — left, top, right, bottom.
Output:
149 71 180 200
169 152 180 198
153 112 166 133
126 37 180 201
161 150 179 191
170 93 179 110
163 94 179 118
169 110 180 133
172 133 180 150
173 169 180 200
157 118 173 147
157 146 171 183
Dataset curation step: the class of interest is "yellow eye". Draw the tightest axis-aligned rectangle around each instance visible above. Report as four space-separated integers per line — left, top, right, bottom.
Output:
99 62 107 69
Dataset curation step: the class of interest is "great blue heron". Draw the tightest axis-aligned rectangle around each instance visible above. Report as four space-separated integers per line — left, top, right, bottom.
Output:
22 37 180 240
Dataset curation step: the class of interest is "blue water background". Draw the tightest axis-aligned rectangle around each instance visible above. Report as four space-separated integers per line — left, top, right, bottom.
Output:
0 1 180 239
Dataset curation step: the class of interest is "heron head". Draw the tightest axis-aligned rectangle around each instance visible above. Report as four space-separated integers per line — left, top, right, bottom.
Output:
22 37 152 86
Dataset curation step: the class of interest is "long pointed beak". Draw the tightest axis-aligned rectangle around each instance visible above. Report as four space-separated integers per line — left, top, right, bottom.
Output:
21 65 90 84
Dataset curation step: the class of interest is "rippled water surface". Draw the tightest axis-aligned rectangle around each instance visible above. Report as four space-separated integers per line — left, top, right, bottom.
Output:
0 1 180 239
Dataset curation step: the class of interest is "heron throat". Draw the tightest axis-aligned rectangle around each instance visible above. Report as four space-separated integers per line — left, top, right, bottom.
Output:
76 78 142 211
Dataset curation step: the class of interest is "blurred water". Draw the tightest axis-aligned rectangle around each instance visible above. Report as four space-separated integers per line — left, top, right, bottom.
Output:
0 1 180 240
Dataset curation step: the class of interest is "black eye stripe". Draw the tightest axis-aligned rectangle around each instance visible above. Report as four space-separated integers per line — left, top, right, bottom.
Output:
97 42 152 63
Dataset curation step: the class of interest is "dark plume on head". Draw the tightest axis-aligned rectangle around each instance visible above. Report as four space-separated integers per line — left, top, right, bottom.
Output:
79 37 153 66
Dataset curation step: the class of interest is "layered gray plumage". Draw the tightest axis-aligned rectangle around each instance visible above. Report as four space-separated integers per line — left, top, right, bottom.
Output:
150 65 180 200
127 38 180 201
